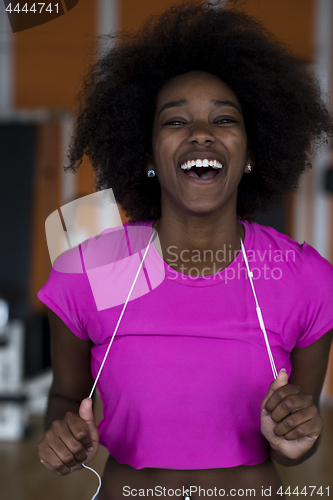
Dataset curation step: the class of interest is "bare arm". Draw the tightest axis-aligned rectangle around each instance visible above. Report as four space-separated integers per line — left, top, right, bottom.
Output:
267 328 333 466
37 307 99 475
45 307 94 427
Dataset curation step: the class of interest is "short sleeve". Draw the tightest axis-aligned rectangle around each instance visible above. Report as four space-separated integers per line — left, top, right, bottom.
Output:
296 242 333 348
37 245 92 340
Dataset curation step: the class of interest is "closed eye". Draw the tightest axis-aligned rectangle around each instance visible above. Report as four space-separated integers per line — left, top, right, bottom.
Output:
163 120 186 126
163 118 237 126
214 118 237 124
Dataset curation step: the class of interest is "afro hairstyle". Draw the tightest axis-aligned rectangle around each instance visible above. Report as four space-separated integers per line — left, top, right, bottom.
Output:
66 0 333 222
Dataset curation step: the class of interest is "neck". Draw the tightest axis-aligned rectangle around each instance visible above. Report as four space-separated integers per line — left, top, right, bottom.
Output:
152 207 244 276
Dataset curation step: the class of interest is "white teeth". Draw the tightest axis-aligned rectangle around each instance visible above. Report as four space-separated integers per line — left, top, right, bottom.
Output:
180 159 223 170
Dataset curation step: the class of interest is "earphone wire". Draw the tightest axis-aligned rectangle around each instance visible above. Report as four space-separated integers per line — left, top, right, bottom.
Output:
240 238 278 379
83 230 277 500
83 229 155 500
82 463 102 499
89 229 156 399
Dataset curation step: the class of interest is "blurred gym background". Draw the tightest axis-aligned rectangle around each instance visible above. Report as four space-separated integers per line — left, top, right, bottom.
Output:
0 0 333 498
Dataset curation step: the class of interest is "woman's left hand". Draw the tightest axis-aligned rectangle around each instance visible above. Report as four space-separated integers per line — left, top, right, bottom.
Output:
260 369 323 461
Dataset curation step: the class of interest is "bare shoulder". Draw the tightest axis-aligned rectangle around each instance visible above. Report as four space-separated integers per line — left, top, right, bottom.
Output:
289 329 333 406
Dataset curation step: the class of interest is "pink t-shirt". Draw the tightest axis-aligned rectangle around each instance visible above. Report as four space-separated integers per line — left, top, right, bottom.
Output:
38 220 333 469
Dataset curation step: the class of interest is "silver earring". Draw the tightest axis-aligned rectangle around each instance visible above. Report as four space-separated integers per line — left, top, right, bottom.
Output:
147 169 156 178
246 164 252 172
184 489 191 500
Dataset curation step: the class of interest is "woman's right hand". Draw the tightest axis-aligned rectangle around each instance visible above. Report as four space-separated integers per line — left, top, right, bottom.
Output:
37 397 99 475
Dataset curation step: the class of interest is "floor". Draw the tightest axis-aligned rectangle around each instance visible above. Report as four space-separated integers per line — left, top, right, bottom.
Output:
1 401 332 500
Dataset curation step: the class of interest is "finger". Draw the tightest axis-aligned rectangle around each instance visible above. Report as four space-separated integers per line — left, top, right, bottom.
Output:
38 439 82 475
269 392 313 422
273 406 321 437
65 411 94 451
265 384 302 413
261 368 289 413
42 422 88 469
50 418 89 462
46 431 86 467
282 415 323 441
37 439 69 476
79 397 99 448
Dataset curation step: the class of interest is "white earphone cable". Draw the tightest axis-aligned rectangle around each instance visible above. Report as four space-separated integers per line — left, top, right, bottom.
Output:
88 230 156 399
83 230 277 500
84 229 156 500
82 463 102 500
240 237 278 379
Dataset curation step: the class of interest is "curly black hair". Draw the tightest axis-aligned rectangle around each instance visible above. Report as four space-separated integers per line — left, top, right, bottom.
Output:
66 0 333 222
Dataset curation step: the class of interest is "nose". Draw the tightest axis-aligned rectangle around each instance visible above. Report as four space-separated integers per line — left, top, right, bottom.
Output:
187 121 215 145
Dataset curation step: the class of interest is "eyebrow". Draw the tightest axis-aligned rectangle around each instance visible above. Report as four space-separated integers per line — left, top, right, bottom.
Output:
158 99 242 116
158 100 187 116
211 100 242 114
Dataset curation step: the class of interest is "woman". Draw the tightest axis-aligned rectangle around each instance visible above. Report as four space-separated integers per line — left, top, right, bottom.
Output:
37 2 333 499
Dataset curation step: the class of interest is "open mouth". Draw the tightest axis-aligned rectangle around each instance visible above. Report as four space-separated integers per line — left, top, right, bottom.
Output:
180 159 223 180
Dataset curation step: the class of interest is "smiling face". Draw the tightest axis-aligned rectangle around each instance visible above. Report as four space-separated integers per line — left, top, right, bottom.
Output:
147 71 252 219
